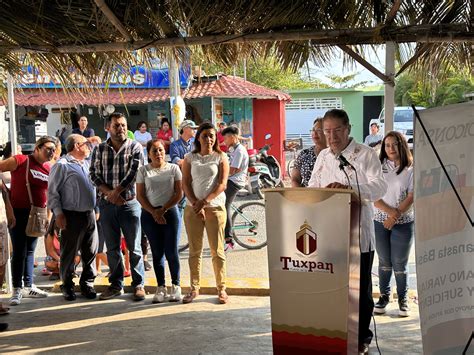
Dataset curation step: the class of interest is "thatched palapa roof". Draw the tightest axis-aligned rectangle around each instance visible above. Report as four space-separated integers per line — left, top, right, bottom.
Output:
0 0 472 86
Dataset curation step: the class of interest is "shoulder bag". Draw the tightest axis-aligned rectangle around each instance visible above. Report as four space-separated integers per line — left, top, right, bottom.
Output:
25 156 48 237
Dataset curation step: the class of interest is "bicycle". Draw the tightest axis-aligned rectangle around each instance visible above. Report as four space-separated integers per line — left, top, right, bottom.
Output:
178 200 267 252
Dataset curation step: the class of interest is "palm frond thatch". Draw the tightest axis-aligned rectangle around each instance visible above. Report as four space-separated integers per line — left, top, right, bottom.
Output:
0 0 471 87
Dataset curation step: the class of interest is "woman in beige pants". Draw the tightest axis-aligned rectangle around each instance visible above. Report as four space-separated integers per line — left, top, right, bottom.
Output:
182 122 229 304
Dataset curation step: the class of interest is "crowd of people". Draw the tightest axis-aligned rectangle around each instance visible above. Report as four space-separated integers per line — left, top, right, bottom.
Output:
0 108 413 350
0 112 254 332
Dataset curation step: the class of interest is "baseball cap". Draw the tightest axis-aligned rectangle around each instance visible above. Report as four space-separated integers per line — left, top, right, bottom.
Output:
179 120 198 130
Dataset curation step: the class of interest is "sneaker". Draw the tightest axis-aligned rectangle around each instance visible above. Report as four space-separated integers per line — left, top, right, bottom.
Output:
168 285 182 302
133 286 146 301
398 297 410 317
99 287 123 300
60 285 76 301
80 285 97 299
374 294 390 314
358 342 369 354
22 285 48 298
9 288 22 306
152 286 168 303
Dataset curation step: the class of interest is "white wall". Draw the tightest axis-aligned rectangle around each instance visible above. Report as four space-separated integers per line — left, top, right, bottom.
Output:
46 105 65 137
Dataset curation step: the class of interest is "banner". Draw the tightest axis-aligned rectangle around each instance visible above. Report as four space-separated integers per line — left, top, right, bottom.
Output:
17 65 191 89
414 101 474 354
265 188 360 354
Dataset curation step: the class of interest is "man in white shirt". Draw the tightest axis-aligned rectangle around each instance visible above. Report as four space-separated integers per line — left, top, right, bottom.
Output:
222 126 249 250
308 109 387 354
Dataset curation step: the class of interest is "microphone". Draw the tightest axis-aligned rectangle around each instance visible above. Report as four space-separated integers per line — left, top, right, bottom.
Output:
336 153 355 170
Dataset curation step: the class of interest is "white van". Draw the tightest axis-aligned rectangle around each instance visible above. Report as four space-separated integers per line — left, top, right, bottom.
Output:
374 106 425 147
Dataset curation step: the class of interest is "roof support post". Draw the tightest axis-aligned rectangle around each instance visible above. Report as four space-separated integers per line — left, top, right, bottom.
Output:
7 73 18 157
168 55 181 140
384 41 396 134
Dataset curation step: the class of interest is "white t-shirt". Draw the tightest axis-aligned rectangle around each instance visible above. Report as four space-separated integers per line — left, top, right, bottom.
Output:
228 143 249 187
134 131 152 146
185 151 228 207
308 139 387 252
136 163 182 207
374 159 414 224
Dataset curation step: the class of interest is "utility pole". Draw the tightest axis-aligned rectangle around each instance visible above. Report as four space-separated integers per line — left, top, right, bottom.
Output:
168 54 181 140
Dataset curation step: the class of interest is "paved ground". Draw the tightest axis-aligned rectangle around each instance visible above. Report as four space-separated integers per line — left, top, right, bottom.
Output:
0 294 422 354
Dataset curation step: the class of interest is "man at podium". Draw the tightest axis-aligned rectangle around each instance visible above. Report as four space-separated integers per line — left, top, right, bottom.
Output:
308 109 387 354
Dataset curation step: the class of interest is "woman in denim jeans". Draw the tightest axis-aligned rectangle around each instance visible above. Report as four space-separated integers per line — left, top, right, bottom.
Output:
373 131 414 317
136 139 183 303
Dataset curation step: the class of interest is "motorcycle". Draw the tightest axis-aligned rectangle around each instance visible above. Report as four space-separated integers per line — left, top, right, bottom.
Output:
247 134 283 199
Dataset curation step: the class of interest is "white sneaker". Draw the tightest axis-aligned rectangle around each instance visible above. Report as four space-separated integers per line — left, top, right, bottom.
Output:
152 286 168 304
10 287 23 306
22 285 48 298
168 285 182 302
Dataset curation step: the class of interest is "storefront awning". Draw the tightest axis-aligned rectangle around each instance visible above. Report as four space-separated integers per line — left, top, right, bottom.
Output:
3 75 290 106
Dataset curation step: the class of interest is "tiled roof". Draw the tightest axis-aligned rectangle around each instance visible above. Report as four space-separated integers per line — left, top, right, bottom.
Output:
4 75 290 106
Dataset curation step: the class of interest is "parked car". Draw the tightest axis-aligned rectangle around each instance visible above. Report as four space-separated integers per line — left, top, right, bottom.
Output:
372 106 425 148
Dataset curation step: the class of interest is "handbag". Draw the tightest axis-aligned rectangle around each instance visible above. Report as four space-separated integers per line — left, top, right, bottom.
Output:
24 157 48 237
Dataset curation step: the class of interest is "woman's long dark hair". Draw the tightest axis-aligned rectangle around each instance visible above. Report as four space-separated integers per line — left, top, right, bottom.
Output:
192 122 221 154
379 131 413 175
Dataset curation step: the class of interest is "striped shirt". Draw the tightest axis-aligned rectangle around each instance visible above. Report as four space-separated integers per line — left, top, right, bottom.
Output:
90 138 144 201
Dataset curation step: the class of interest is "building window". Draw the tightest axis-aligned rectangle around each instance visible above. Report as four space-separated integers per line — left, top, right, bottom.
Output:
286 97 343 110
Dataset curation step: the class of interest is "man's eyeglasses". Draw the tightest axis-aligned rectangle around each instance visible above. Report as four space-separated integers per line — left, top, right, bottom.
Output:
78 142 93 149
323 127 347 136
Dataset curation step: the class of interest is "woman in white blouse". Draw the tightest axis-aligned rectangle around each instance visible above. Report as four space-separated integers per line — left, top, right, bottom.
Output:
134 121 152 160
136 139 183 303
182 122 230 304
373 131 414 317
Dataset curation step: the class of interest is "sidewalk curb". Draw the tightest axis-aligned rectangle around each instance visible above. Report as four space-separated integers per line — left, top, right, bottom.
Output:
40 276 417 299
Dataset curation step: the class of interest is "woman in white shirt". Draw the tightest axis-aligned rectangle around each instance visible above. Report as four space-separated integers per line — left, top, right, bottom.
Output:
182 122 230 304
136 139 183 303
134 121 152 161
373 131 414 317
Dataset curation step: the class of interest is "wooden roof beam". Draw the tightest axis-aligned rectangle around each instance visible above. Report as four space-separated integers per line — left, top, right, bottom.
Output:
338 44 394 86
1 23 471 54
94 0 132 42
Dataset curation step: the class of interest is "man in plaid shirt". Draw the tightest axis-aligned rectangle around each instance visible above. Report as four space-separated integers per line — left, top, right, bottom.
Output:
90 112 146 301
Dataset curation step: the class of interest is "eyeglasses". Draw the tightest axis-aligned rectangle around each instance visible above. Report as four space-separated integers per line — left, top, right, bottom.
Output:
323 126 347 136
42 146 56 153
78 141 93 149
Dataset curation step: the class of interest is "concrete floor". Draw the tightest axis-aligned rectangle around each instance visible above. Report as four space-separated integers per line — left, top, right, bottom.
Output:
0 294 422 354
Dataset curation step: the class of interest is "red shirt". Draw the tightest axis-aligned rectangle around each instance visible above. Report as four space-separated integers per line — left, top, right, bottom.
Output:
156 129 173 142
10 155 50 208
217 131 228 152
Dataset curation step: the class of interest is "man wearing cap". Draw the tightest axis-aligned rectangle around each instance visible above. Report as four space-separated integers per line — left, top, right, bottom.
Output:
364 122 384 147
169 120 198 168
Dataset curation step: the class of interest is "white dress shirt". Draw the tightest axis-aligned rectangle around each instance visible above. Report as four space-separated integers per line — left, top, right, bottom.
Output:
308 138 387 252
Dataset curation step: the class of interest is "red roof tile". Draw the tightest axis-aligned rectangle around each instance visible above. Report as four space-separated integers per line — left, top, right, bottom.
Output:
4 75 290 106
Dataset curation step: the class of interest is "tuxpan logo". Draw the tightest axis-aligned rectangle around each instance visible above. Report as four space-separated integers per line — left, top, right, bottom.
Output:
280 220 334 274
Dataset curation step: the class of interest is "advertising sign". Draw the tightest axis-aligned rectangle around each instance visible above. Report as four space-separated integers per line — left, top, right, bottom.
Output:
17 65 190 89
414 102 474 354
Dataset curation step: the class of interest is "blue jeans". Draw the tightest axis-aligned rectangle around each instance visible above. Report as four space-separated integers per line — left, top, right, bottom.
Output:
10 208 39 288
374 220 414 299
99 199 145 289
141 206 180 286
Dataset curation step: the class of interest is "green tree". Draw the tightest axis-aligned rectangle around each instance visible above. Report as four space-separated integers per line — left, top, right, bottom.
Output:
192 55 328 90
395 69 474 108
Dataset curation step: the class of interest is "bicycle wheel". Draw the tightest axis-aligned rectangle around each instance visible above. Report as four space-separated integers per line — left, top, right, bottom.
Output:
286 158 295 177
231 201 267 249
